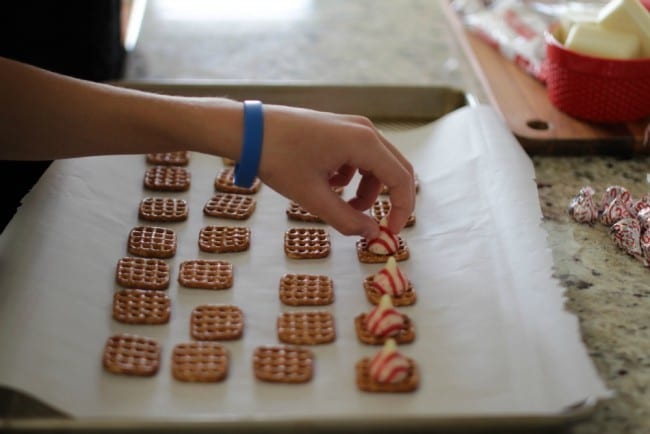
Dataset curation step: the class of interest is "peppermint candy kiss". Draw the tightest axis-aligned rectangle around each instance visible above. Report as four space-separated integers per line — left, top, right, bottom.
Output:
369 338 410 384
367 218 399 255
372 256 407 296
365 294 405 338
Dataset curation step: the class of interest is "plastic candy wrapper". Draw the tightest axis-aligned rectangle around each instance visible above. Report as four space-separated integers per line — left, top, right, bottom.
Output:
452 0 604 81
567 186 598 224
569 185 650 267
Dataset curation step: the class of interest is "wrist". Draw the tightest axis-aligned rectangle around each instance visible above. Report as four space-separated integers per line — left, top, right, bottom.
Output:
234 100 264 187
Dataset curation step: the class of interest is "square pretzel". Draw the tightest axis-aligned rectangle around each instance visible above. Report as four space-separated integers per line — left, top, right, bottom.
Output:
279 274 334 306
253 345 313 383
286 201 323 223
146 151 189 166
356 237 409 263
214 167 261 194
190 305 244 341
139 197 188 222
102 333 161 377
178 259 233 290
127 226 177 258
115 257 170 290
363 276 416 306
203 193 256 220
370 199 415 227
277 311 336 345
284 228 330 259
143 166 191 191
356 357 419 393
172 342 229 382
198 226 250 253
113 289 171 325
354 313 415 345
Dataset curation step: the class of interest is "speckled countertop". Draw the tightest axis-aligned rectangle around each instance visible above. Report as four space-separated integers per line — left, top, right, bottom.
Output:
126 1 650 432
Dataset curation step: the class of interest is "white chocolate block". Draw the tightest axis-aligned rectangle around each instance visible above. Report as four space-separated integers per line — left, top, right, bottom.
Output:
565 22 641 59
598 0 650 57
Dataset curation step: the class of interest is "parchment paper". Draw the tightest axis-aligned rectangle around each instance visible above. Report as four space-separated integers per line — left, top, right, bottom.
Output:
0 105 609 422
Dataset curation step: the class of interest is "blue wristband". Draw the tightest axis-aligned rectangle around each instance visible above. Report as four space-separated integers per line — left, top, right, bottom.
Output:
234 100 264 188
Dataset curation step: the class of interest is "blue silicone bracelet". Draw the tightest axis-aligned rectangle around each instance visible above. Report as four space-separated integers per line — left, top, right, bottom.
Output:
234 100 264 188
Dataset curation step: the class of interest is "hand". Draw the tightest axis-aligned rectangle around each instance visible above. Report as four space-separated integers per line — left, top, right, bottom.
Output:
258 104 415 238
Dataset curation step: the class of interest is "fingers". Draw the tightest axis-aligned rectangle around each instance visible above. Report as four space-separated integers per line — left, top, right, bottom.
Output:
299 178 380 239
328 164 355 187
347 169 382 211
345 123 415 234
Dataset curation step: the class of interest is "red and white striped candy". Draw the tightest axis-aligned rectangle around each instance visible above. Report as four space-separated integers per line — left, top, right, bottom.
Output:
368 218 399 255
568 186 598 224
369 338 410 384
599 185 632 213
365 294 404 338
372 256 407 296
610 218 642 256
600 197 633 226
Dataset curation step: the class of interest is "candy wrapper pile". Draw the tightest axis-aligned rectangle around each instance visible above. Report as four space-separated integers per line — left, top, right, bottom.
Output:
569 185 650 267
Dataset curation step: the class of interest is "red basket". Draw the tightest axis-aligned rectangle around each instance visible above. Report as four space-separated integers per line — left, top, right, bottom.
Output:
544 27 650 123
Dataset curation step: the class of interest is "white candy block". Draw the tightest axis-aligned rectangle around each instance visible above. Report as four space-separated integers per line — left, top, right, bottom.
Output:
565 22 641 59
598 0 650 57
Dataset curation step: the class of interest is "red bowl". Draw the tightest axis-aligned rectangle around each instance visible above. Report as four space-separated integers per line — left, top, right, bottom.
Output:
544 26 650 123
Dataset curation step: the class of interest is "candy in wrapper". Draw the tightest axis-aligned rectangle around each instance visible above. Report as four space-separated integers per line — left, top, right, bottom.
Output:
639 229 650 267
568 186 598 224
599 185 632 213
637 207 650 230
609 218 643 257
599 197 633 226
632 195 650 217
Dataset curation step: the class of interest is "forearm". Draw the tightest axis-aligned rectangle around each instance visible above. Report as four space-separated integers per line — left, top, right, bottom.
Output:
0 57 243 160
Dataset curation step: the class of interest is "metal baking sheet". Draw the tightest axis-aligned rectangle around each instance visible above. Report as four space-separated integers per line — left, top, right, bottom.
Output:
0 84 606 432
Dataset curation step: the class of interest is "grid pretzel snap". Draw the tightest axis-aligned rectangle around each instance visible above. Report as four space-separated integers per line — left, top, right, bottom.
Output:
363 276 416 306
278 273 334 306
127 226 177 259
190 304 244 341
198 226 250 253
112 289 171 325
115 256 170 290
356 237 409 263
146 151 189 166
252 345 314 383
171 342 229 382
355 357 419 393
203 193 256 220
284 227 330 259
178 259 233 290
354 313 415 345
139 197 188 222
371 199 415 227
144 166 191 191
102 333 161 377
277 311 336 345
214 167 261 194
286 201 324 223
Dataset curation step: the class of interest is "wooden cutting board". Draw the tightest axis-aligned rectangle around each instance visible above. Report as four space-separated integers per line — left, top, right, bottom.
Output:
444 3 650 156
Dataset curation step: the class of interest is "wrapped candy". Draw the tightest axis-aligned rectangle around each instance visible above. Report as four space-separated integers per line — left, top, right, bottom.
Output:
599 185 632 213
599 197 634 226
568 186 598 224
631 194 650 217
609 218 642 257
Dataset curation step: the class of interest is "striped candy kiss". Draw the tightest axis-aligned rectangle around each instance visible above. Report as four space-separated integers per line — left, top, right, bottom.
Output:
372 256 407 296
365 294 404 337
369 338 410 384
367 218 399 255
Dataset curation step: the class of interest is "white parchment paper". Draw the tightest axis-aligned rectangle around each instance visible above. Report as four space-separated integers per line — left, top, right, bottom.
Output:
0 105 609 422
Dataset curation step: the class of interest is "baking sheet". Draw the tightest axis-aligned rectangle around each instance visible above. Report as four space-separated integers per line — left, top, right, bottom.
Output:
0 105 609 424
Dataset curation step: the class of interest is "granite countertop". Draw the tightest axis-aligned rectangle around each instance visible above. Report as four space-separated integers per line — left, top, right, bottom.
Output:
125 1 650 432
